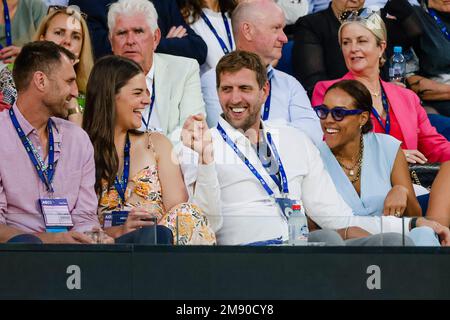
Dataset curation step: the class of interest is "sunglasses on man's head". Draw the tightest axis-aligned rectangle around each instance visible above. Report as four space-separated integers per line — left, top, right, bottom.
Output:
314 105 364 121
47 5 88 20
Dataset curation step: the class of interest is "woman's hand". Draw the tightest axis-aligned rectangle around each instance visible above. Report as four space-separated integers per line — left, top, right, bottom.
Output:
403 149 427 164
416 218 450 246
383 185 409 217
121 207 156 236
0 45 21 63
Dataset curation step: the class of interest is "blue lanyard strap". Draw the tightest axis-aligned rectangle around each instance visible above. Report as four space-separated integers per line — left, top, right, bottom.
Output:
141 80 155 130
428 9 450 42
217 123 289 196
9 108 55 192
371 85 390 134
1 0 12 48
200 11 233 54
266 132 288 194
262 79 272 121
114 133 131 204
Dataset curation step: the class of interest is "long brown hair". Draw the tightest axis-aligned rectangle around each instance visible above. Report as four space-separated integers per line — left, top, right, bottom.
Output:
82 55 143 195
178 0 238 24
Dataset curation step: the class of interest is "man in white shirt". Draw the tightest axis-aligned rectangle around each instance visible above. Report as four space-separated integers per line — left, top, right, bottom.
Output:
276 0 309 25
108 0 205 143
184 50 417 245
201 0 323 145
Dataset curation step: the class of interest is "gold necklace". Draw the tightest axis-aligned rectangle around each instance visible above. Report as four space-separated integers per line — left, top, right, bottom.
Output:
336 135 364 183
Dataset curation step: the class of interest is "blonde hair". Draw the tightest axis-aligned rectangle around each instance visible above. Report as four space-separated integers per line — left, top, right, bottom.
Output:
33 10 94 93
338 12 387 67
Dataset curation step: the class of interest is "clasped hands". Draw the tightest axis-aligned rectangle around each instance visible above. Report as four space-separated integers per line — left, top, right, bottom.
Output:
181 114 214 165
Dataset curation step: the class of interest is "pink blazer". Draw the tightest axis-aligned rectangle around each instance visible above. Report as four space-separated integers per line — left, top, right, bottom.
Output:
312 72 450 163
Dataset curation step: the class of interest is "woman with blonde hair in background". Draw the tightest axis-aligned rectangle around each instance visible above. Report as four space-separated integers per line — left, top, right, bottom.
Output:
312 10 450 164
0 5 93 126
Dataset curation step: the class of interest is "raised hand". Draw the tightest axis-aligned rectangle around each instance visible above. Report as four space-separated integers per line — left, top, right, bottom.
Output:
181 113 214 164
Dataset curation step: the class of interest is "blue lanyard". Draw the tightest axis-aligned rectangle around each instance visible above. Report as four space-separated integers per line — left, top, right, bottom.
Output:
262 79 272 120
9 108 55 192
114 133 131 205
428 9 450 42
200 11 233 54
1 0 12 49
141 80 155 130
217 123 289 196
371 85 390 134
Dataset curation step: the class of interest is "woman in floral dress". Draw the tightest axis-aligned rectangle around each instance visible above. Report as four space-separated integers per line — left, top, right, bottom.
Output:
82 55 215 245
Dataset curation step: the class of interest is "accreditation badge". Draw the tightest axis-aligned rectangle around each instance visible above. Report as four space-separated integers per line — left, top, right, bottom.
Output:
39 198 73 232
274 197 299 221
103 211 129 228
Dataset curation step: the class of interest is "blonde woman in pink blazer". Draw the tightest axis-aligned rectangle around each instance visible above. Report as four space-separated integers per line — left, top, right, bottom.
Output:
312 10 450 164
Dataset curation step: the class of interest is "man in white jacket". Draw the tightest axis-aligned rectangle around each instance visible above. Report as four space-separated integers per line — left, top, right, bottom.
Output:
108 0 205 144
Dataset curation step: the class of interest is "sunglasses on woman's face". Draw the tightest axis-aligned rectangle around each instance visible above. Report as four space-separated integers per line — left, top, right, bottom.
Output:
314 105 364 121
47 5 88 20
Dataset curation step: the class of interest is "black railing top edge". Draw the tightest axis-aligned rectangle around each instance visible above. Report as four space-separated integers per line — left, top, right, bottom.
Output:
0 244 449 254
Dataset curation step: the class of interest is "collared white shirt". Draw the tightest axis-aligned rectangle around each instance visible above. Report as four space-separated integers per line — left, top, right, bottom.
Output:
199 117 354 245
192 117 410 245
138 65 162 132
275 0 309 25
201 65 323 145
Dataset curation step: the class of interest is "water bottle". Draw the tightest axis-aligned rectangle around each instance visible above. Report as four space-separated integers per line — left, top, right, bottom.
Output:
288 204 309 245
389 46 406 84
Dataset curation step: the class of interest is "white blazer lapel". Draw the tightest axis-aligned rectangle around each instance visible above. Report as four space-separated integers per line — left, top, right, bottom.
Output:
153 54 171 135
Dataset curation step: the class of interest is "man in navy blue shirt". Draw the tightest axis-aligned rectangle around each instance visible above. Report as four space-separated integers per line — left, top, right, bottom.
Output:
69 0 207 64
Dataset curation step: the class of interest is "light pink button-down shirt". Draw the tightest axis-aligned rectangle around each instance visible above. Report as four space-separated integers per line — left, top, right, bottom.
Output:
0 104 100 233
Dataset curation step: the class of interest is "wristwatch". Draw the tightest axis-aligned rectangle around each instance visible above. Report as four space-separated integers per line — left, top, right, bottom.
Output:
67 105 82 116
409 217 418 230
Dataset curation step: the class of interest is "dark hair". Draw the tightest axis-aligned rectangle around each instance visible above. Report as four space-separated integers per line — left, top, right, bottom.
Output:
13 41 76 92
325 80 373 134
178 0 238 23
216 50 267 89
82 55 143 195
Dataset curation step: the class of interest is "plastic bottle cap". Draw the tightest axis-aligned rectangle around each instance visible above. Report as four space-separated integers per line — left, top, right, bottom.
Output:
292 204 301 210
394 46 402 53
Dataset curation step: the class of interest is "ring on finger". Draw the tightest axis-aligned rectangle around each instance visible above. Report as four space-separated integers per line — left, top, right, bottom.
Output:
394 210 401 217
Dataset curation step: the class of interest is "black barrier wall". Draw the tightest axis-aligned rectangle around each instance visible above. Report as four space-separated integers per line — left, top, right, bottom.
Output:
0 245 449 300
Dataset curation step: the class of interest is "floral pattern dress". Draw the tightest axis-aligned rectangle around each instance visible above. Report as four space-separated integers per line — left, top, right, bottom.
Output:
0 65 17 106
98 164 216 245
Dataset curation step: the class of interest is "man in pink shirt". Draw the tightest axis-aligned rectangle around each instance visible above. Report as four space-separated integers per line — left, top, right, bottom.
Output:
0 41 102 244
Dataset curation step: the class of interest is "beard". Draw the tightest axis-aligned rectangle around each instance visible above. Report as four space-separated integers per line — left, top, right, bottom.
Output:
45 96 70 119
223 108 259 132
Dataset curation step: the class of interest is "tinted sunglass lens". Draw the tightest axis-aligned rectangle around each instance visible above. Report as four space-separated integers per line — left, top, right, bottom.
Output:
332 109 345 121
315 107 328 119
